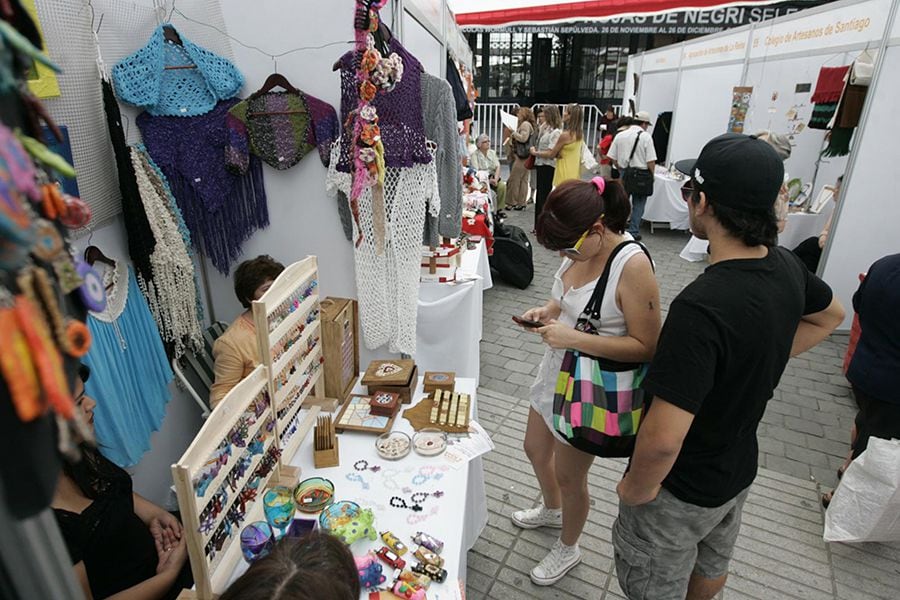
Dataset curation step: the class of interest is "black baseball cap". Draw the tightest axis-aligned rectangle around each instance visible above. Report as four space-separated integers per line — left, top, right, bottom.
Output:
675 133 784 212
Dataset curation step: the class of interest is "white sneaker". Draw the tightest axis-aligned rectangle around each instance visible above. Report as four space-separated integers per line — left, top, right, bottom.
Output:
530 539 582 586
511 505 563 529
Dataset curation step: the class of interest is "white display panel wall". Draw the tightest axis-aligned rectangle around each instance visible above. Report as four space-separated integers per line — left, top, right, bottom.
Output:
743 52 852 196
636 70 678 137
821 43 900 329
403 9 443 76
667 62 744 164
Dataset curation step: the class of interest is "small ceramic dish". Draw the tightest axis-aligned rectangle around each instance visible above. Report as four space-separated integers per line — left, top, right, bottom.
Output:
375 431 412 460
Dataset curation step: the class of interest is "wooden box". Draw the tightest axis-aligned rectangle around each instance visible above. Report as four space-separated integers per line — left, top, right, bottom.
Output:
369 391 400 417
320 297 359 403
362 359 418 404
423 371 455 394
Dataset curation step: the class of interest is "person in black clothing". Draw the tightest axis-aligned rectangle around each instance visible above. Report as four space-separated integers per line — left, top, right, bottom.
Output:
53 365 192 600
823 253 900 507
613 134 844 600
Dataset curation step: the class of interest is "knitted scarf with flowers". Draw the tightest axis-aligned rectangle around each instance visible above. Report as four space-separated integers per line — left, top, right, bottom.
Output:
345 0 404 249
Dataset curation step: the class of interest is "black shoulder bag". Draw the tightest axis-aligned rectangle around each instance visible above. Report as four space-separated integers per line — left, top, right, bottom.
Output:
622 131 655 197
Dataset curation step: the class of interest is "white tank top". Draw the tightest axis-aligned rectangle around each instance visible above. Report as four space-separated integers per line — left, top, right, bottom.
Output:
551 242 646 338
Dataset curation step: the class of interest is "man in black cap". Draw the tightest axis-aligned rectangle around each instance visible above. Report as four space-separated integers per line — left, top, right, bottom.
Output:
612 133 845 600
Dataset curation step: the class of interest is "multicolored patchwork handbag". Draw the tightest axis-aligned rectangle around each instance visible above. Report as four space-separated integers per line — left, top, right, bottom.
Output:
552 240 652 457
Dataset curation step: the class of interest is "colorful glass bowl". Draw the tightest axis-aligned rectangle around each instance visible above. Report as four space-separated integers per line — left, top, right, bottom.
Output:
294 476 335 513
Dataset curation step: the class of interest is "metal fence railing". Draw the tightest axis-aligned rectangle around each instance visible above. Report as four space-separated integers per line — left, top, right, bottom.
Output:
471 103 614 161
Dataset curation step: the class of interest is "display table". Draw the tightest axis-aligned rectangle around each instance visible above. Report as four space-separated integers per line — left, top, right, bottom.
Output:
416 240 492 380
643 170 690 232
778 209 833 250
223 377 487 599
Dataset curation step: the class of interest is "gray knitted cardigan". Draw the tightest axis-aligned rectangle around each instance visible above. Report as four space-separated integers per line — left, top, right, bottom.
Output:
336 72 461 245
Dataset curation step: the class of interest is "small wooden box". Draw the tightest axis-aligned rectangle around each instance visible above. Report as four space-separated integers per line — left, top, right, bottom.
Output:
314 437 340 469
369 391 400 417
362 359 418 404
320 298 360 403
423 371 455 394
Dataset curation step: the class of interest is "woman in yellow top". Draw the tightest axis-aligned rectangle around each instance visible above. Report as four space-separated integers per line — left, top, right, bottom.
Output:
209 255 285 406
531 104 584 187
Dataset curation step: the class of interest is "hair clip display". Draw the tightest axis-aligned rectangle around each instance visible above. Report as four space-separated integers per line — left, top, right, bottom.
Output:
276 360 322 417
201 442 282 563
266 277 318 333
193 390 271 499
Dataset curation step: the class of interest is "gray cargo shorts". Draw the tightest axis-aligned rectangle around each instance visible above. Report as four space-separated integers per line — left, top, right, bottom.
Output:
612 486 749 600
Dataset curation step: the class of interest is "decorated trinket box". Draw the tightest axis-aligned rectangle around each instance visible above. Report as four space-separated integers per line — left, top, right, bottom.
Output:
422 371 455 394
362 359 418 404
369 391 400 417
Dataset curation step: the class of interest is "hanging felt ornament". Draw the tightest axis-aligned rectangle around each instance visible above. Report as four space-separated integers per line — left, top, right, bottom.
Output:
11 291 73 419
58 194 91 229
0 161 35 271
75 259 107 313
0 292 42 421
0 123 41 202
52 256 84 294
31 218 64 261
39 183 68 221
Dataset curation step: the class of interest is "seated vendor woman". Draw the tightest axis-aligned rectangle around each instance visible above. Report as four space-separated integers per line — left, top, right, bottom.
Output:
210 255 285 406
52 365 193 600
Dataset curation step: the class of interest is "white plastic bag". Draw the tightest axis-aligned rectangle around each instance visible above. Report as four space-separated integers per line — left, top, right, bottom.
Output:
580 141 599 173
824 437 900 543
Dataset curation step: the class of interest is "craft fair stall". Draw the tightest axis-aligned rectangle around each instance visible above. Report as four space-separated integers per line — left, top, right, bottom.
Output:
622 0 899 318
20 0 478 509
171 260 489 599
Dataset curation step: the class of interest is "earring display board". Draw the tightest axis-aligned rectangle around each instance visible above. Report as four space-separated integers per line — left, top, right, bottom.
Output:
252 256 326 462
171 366 291 599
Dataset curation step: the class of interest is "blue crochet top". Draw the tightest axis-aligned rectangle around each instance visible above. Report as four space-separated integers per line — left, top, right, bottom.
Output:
112 25 243 117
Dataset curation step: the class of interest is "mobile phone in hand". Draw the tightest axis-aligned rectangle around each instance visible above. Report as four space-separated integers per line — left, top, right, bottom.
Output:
512 315 545 329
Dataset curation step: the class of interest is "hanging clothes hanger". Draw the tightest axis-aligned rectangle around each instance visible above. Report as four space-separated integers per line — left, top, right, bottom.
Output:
83 245 116 268
248 58 304 116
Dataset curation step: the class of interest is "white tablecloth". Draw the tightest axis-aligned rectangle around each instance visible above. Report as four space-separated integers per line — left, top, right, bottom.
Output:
680 235 709 263
224 378 487 599
416 240 492 381
643 172 690 231
778 209 833 250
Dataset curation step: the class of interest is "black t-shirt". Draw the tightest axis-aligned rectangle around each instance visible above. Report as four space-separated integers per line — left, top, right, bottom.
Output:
643 246 833 507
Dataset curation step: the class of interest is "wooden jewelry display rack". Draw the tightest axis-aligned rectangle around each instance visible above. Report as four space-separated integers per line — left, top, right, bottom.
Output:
172 256 336 599
254 256 335 462
172 367 290 599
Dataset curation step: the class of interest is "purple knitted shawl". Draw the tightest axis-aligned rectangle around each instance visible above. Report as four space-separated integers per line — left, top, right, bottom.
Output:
336 37 430 173
137 99 268 274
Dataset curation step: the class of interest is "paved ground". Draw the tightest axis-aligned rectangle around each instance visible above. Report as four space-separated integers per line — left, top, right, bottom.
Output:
466 205 900 598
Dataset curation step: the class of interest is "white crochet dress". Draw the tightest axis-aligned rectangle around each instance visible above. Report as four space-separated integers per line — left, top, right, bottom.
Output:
326 142 439 354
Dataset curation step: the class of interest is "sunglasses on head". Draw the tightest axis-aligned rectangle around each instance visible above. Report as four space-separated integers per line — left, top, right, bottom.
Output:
562 218 603 256
681 181 696 202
